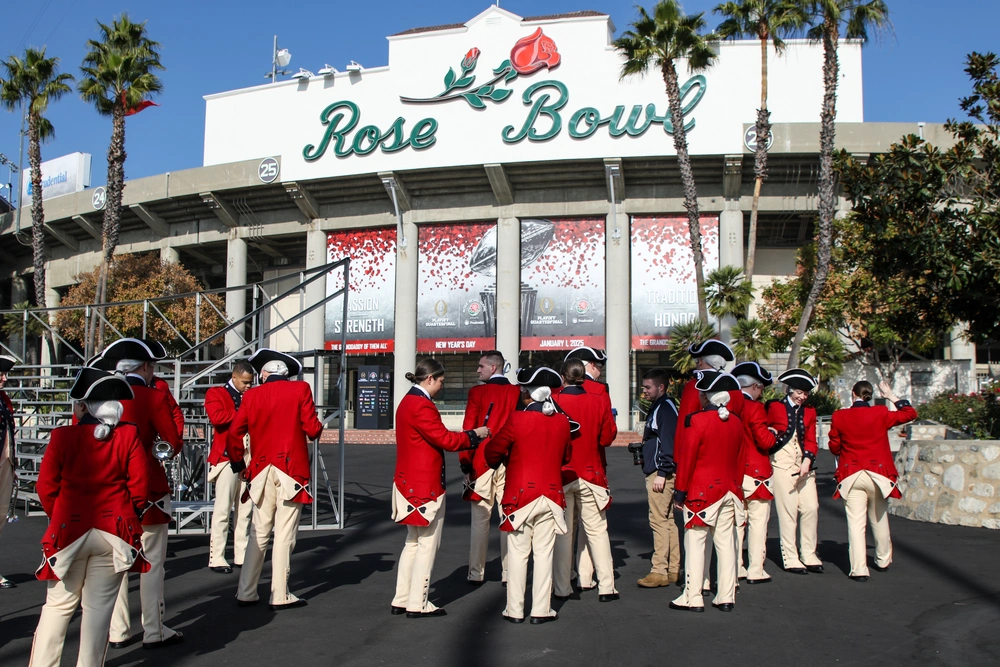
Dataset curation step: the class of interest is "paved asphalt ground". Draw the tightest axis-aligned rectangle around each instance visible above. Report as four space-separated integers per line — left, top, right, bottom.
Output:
1 446 998 666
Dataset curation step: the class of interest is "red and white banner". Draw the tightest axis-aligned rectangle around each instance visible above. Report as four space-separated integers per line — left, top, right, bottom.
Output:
416 221 498 352
324 227 397 354
630 215 719 350
520 218 605 351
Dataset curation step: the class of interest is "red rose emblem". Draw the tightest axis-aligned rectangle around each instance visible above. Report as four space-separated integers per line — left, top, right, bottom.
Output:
462 47 481 70
510 28 560 75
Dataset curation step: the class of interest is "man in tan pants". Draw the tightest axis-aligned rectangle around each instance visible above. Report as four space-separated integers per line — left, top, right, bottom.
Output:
766 369 823 574
391 495 446 613
228 349 324 610
637 370 681 587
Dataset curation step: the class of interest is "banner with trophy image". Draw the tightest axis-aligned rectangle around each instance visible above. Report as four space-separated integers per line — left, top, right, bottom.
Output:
324 227 396 353
416 221 498 352
520 218 606 351
630 215 720 350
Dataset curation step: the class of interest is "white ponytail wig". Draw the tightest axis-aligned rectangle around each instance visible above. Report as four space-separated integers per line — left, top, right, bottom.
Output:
262 360 288 376
528 386 557 415
709 391 732 421
83 400 124 440
701 354 727 371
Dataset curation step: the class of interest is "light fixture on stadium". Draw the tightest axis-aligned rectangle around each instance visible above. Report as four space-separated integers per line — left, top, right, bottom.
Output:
318 64 338 77
346 61 363 73
292 68 314 80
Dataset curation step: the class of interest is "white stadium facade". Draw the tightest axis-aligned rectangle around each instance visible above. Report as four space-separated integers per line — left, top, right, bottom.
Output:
0 7 987 430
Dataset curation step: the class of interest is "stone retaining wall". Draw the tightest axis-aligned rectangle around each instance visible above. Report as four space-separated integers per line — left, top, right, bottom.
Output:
889 440 1000 529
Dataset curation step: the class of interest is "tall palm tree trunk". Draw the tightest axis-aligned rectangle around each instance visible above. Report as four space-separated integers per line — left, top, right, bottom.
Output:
745 34 770 286
663 61 709 327
788 17 838 368
87 104 127 356
28 115 46 310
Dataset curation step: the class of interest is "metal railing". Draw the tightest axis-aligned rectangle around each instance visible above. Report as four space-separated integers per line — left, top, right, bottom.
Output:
3 257 351 532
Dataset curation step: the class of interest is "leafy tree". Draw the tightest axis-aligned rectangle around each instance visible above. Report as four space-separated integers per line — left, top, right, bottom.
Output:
78 13 164 355
0 48 74 310
714 0 807 282
705 265 755 320
616 0 717 326
731 317 775 361
666 320 719 373
787 0 890 368
800 329 846 387
758 215 949 382
837 52 1000 344
56 254 224 354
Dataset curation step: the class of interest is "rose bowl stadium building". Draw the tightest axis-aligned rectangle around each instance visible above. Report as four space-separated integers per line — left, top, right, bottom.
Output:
0 7 985 429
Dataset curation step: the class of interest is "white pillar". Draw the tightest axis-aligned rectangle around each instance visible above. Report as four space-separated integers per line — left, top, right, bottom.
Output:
393 216 418 412
304 227 327 353
719 205 744 271
950 323 977 392
225 235 248 354
496 212 520 373
160 246 180 264
605 209 630 432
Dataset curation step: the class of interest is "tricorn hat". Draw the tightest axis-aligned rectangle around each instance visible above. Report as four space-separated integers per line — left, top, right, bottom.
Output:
69 367 134 401
688 339 735 362
0 355 16 374
564 347 607 364
732 361 774 387
694 370 740 393
779 368 817 392
247 348 303 377
97 338 167 367
515 366 563 389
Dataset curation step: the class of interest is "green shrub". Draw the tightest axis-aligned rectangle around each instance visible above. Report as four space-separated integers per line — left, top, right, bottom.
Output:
916 389 1000 439
805 389 842 416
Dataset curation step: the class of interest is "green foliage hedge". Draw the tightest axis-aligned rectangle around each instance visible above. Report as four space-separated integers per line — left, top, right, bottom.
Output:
916 388 1000 439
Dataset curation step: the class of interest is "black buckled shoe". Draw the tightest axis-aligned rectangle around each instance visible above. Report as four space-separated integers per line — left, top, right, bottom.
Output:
210 566 233 574
142 632 184 650
806 564 824 574
269 599 308 611
502 613 524 624
390 605 407 615
745 577 772 585
529 614 558 625
784 567 808 575
849 575 870 582
598 593 620 602
712 602 734 612
407 608 447 618
669 601 704 613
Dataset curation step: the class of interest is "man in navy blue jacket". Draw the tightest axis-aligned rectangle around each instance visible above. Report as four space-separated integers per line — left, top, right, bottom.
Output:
637 368 680 588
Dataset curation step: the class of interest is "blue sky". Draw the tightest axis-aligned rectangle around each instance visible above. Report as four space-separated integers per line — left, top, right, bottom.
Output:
1 0 997 198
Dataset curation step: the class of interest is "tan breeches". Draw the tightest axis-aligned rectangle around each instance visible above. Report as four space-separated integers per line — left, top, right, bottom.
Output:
110 523 175 644
843 472 892 576
468 467 508 583
30 531 125 667
237 467 303 605
209 462 253 568
771 468 821 569
673 497 738 608
553 480 616 596
505 504 558 620
645 472 681 577
737 498 772 580
392 496 446 613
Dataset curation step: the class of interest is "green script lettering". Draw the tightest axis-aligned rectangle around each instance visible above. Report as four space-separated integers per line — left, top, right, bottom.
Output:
303 101 437 161
502 81 568 144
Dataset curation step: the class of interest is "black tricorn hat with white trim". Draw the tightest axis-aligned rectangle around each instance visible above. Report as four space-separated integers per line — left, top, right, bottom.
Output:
0 355 16 374
99 338 166 364
69 367 135 401
732 361 774 386
694 370 740 393
687 339 735 362
515 366 563 389
248 348 303 377
779 368 817 392
563 346 607 363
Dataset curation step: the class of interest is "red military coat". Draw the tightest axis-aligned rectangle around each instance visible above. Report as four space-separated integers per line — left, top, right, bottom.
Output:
35 421 151 580
459 377 521 500
484 402 572 531
765 397 818 461
739 394 777 501
120 378 184 525
675 407 744 528
227 376 323 504
674 378 744 468
828 400 918 499
205 383 240 466
556 385 615 489
393 386 475 525
152 375 185 438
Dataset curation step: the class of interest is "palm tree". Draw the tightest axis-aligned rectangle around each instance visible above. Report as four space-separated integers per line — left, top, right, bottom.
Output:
0 48 74 311
616 1 717 327
714 1 806 287
801 328 846 388
731 317 775 361
78 13 164 355
666 320 719 373
705 265 755 320
786 0 889 368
